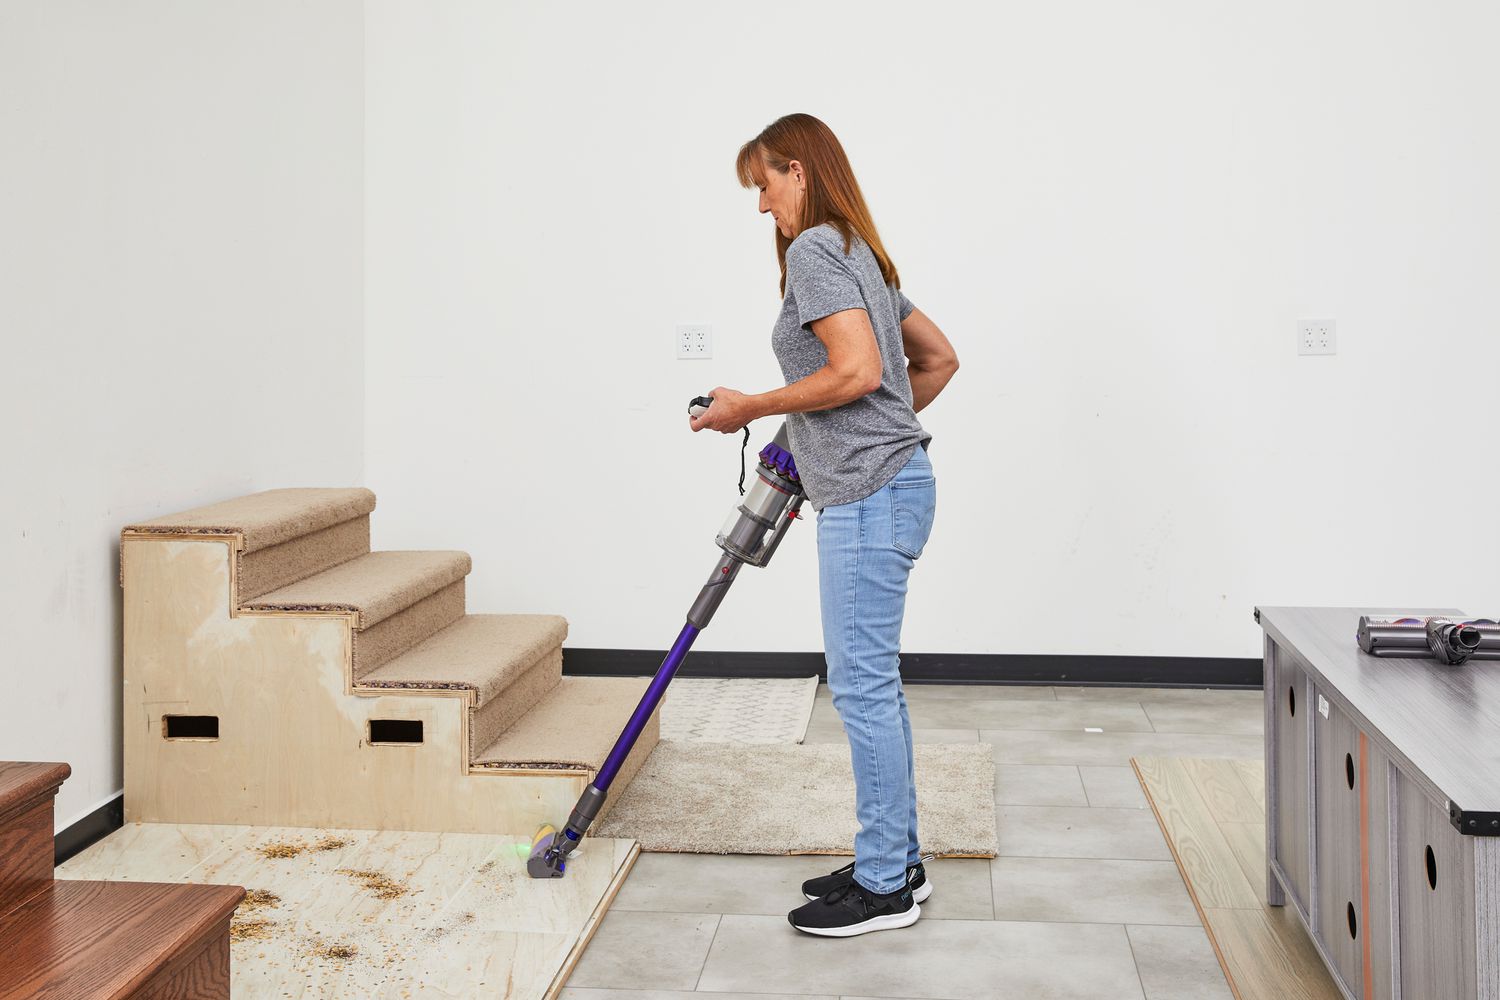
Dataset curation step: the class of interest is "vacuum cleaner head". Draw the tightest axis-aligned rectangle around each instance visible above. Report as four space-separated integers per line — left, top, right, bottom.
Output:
1356 615 1500 664
527 824 568 878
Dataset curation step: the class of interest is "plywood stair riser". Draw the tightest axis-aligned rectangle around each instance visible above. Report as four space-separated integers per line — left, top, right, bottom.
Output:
123 537 656 835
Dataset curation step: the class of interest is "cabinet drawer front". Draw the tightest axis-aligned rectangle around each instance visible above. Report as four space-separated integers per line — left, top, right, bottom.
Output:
1271 643 1313 914
1397 770 1477 1000
1315 695 1396 998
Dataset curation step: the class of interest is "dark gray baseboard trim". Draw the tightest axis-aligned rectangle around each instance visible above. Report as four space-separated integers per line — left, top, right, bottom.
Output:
562 648 1263 689
55 793 124 866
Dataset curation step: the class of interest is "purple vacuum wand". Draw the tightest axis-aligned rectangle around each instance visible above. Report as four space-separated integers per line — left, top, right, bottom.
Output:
528 402 804 877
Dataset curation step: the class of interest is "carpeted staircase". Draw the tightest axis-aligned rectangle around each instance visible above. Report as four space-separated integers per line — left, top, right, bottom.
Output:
120 487 657 834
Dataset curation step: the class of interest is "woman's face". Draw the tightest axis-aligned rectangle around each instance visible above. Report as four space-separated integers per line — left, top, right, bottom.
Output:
756 157 805 239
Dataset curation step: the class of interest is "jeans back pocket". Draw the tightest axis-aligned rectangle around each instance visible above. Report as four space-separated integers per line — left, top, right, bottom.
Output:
891 478 937 559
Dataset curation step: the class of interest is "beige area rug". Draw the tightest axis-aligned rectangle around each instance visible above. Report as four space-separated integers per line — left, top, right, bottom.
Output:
659 676 820 743
594 741 999 857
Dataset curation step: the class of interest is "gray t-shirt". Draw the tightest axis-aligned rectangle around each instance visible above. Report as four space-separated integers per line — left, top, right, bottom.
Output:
771 222 932 510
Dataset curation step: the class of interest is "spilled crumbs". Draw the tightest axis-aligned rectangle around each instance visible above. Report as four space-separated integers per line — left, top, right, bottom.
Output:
237 889 281 912
230 888 282 941
336 868 410 900
229 917 276 942
310 940 359 961
312 835 351 852
423 910 475 944
256 840 307 860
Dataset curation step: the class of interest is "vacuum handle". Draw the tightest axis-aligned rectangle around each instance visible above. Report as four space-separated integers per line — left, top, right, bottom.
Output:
688 394 797 481
688 395 790 448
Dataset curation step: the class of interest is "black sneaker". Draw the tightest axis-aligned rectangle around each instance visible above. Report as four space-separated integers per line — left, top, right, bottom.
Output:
801 857 933 903
789 878 919 937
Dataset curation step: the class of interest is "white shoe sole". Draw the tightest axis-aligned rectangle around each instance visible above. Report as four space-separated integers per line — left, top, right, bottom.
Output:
791 902 921 937
803 880 932 903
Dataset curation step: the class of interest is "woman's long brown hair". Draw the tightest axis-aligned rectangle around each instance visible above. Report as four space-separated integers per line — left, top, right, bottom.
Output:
736 113 900 296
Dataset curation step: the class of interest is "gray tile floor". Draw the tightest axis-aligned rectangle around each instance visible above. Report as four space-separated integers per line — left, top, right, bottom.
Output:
562 683 1264 1000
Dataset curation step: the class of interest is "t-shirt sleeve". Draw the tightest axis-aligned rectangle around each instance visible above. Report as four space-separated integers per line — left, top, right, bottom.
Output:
786 231 866 328
894 287 916 321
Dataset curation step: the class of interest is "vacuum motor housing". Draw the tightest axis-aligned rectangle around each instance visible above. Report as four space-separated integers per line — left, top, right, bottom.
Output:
716 460 803 567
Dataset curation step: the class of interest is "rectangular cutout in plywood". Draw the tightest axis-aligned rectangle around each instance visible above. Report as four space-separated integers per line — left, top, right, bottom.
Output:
162 715 219 740
368 719 423 745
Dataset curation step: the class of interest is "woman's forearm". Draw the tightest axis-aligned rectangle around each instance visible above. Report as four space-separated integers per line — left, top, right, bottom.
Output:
751 365 875 420
908 361 958 413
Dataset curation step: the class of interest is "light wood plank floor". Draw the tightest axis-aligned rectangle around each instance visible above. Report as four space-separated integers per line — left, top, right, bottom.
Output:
58 823 637 999
1133 756 1343 1000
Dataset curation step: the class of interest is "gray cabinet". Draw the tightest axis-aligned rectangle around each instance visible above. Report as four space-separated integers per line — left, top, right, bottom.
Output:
1259 607 1500 1000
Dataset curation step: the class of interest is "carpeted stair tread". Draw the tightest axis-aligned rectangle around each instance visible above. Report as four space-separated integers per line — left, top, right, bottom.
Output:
473 676 653 771
125 487 375 553
244 550 471 629
358 613 568 705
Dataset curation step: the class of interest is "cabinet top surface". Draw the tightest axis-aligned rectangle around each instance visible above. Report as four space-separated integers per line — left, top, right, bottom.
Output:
1256 606 1500 818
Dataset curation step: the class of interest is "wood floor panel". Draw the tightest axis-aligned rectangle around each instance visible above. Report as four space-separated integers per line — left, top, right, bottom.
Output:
1134 757 1260 910
1219 820 1271 908
1134 755 1344 1000
1232 758 1267 813
1207 905 1344 1000
1182 758 1265 826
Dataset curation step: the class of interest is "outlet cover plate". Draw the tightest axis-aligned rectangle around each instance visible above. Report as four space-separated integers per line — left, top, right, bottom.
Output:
677 324 712 359
1298 318 1337 356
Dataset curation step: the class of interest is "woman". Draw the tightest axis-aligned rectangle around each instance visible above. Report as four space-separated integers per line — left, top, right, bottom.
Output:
689 113 960 937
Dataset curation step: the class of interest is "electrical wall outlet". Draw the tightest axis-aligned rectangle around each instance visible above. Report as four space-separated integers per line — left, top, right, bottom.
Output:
677 324 712 359
1298 318 1337 356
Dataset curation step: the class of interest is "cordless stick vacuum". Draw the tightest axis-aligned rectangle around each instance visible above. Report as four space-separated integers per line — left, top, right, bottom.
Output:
527 397 805 878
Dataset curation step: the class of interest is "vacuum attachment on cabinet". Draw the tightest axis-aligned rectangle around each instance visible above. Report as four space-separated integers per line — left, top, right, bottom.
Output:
1356 615 1500 664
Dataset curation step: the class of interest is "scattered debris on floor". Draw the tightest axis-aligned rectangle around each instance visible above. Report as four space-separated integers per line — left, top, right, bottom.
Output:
423 910 475 944
236 888 281 913
471 855 521 902
256 839 308 860
229 917 276 942
335 867 410 899
67 824 633 995
310 939 359 961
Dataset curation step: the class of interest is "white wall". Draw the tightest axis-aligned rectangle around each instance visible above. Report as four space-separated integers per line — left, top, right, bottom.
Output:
4 0 1494 831
365 1 1499 663
0 2 364 828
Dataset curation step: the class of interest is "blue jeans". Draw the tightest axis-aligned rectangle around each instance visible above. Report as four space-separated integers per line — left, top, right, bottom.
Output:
816 444 937 895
